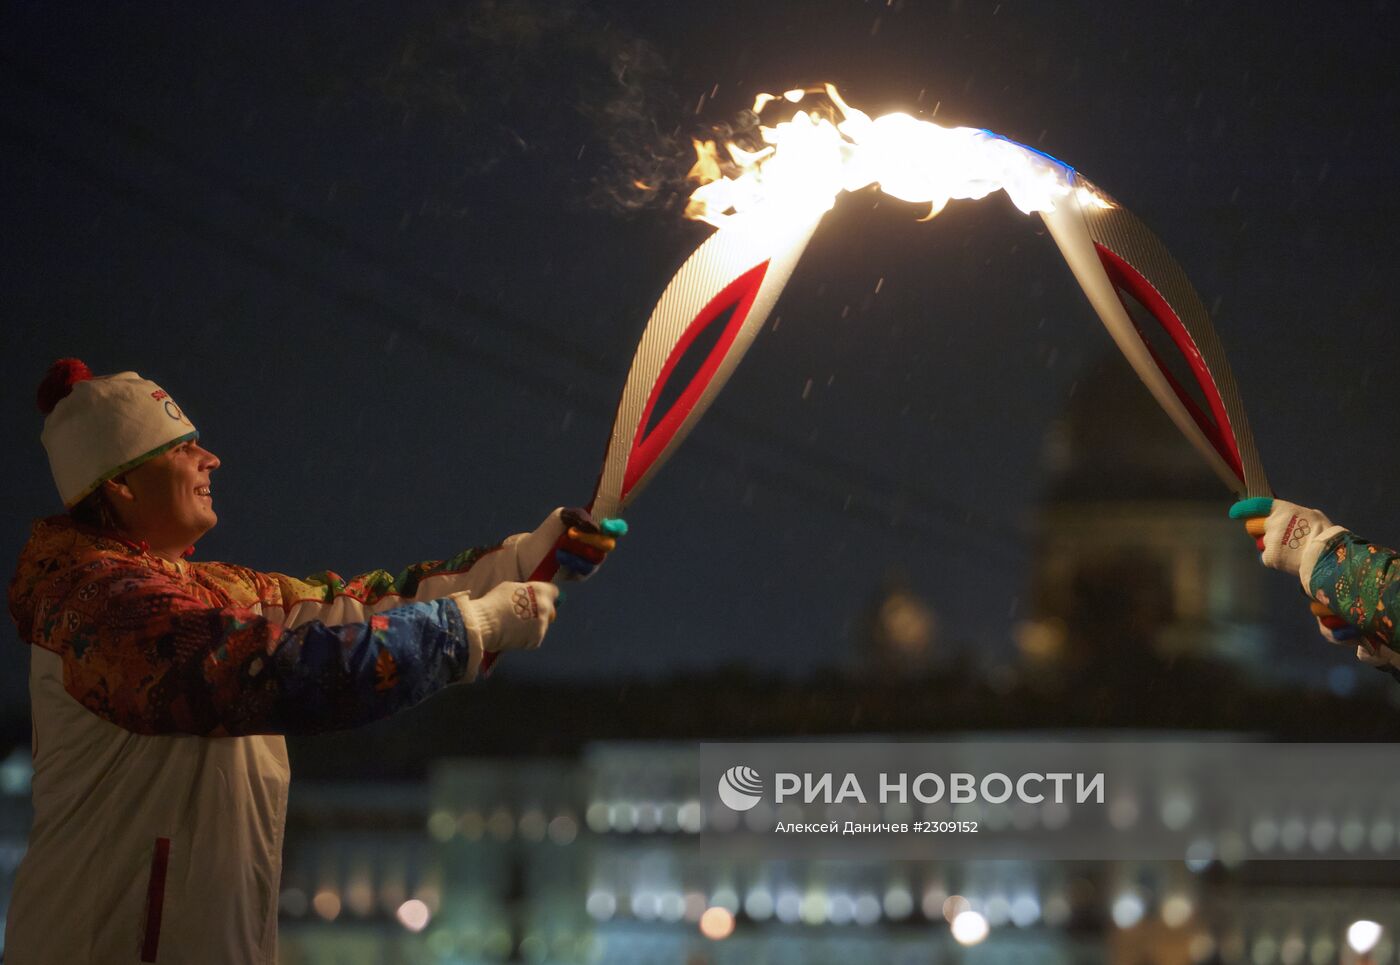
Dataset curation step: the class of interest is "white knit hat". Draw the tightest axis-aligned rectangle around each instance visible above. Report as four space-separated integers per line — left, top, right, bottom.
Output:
38 359 198 507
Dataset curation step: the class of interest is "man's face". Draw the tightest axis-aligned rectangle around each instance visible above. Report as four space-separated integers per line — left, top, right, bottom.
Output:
114 439 221 550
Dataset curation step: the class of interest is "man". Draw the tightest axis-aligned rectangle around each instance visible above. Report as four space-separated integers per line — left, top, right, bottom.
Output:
1231 496 1399 676
7 358 625 963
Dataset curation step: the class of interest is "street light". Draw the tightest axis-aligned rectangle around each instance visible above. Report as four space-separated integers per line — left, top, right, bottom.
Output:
1347 920 1382 956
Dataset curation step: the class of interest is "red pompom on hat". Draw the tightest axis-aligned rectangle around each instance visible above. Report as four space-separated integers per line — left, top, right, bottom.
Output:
37 358 93 415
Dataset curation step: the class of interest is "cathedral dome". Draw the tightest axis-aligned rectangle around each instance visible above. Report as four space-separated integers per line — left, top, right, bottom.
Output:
1042 353 1224 504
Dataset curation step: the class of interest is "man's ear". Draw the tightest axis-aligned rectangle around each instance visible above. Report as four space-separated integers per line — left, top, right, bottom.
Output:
103 475 134 506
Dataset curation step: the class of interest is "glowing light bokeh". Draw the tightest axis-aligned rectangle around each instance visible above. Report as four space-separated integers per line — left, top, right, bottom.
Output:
1348 920 1383 955
951 909 990 946
396 899 431 933
699 907 736 941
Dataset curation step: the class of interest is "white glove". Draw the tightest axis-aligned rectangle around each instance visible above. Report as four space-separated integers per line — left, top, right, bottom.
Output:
1254 500 1346 587
452 581 558 681
509 509 569 580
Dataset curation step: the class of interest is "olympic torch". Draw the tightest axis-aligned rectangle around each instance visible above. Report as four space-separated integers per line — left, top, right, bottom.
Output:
1039 177 1269 499
483 211 820 672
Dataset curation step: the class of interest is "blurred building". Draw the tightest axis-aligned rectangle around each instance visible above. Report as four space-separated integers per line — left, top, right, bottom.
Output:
1020 356 1271 679
268 741 1400 965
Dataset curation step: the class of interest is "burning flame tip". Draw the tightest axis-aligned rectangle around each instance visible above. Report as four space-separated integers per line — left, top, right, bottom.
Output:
824 83 852 116
752 92 778 114
915 200 946 222
688 83 1082 230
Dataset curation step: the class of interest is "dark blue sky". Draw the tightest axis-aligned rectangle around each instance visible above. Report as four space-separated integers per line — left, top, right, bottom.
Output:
4 0 1398 702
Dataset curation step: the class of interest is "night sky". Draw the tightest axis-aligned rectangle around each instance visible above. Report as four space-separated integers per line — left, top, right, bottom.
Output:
4 0 1399 708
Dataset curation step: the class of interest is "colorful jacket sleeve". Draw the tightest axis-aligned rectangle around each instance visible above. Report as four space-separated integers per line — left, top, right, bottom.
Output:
44 560 475 737
1307 530 1400 651
253 540 530 630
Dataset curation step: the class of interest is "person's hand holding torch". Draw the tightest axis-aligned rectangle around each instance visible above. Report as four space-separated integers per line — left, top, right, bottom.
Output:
1230 496 1400 676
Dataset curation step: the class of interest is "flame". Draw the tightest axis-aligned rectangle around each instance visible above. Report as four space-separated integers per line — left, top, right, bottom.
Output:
686 84 1111 228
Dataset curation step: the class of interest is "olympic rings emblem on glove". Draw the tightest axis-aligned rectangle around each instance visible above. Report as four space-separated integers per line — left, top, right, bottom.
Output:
512 585 540 620
1285 516 1312 550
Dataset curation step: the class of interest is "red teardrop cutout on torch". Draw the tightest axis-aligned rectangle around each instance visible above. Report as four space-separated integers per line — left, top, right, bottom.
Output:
622 260 771 500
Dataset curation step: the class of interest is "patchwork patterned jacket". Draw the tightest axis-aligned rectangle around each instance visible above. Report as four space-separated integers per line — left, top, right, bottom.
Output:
1308 530 1400 660
6 515 526 964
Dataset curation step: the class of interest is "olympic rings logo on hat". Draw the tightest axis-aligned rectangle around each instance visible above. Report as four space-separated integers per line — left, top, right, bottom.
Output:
151 388 190 424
